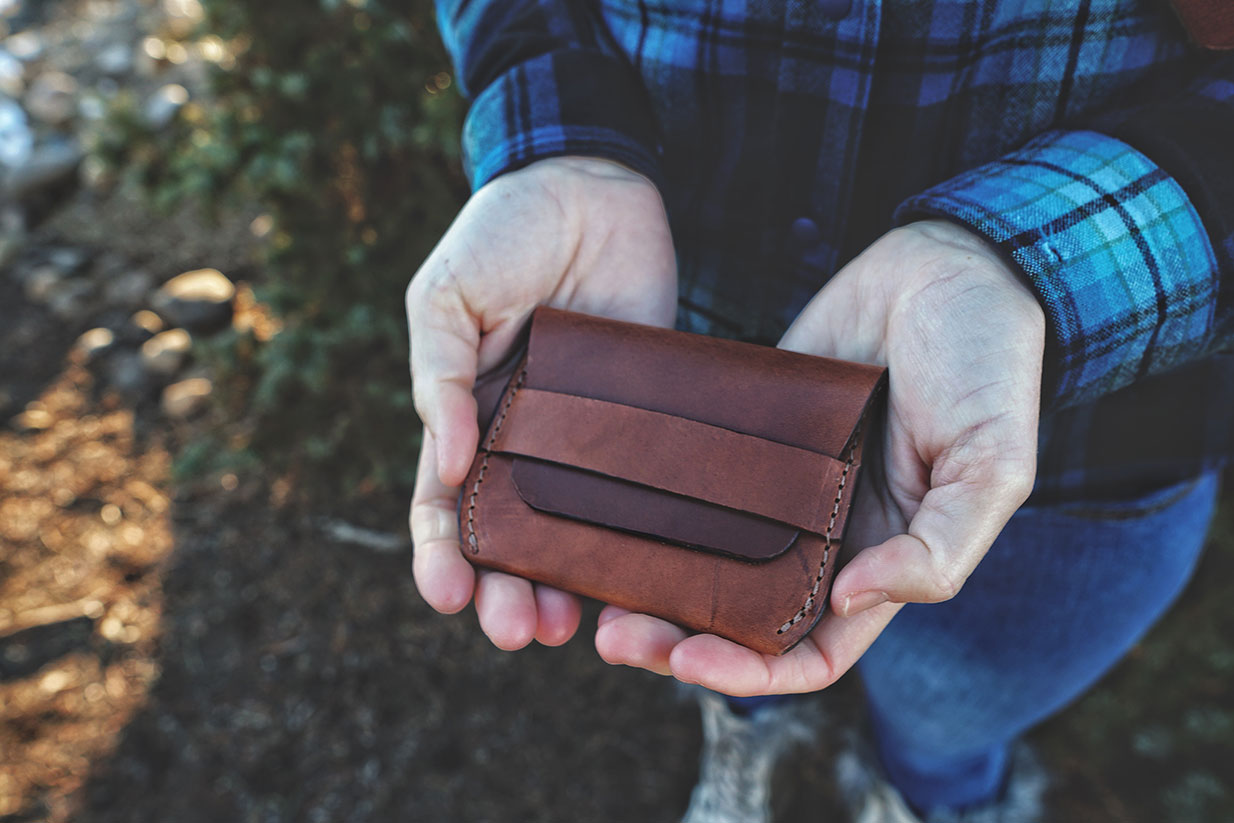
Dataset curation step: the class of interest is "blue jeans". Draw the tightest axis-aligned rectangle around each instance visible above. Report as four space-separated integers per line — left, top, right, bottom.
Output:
731 471 1221 814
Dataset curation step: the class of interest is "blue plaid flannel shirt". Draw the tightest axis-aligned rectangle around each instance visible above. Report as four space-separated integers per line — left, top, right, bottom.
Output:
435 0 1234 500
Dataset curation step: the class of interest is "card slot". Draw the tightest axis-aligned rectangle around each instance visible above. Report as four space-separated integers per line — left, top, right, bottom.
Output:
511 458 802 561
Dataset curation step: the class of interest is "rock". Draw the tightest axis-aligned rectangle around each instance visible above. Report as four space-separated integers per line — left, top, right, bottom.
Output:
151 268 235 331
77 93 107 121
140 328 192 376
2 31 44 62
46 246 88 274
0 47 23 97
22 264 66 301
143 83 188 129
74 327 116 363
20 247 89 299
24 71 78 125
101 268 154 307
130 309 165 337
95 42 134 76
45 278 95 321
0 96 33 167
162 376 212 419
13 406 52 431
3 139 82 199
103 350 152 399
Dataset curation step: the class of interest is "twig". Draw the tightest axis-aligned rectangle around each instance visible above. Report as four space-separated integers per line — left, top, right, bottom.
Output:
317 518 409 554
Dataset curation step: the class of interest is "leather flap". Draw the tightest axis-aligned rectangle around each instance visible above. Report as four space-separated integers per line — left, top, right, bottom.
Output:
482 307 886 561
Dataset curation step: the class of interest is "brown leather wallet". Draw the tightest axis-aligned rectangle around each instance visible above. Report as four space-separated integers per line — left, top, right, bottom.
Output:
458 307 887 655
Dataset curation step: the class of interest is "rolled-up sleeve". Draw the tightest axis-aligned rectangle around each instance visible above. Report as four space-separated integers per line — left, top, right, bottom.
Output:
436 0 662 190
896 56 1234 411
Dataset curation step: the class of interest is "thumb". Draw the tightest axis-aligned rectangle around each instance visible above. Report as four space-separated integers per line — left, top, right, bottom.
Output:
406 283 481 488
832 461 1034 615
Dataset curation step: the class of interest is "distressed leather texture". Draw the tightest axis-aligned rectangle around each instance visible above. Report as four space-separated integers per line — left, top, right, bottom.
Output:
1169 0 1234 48
458 307 887 655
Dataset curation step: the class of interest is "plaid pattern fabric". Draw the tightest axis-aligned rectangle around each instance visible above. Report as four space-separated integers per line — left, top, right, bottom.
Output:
434 0 1234 498
897 129 1219 408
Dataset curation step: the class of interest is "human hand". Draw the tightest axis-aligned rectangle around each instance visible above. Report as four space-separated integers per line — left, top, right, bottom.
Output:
594 220 1044 694
406 156 678 651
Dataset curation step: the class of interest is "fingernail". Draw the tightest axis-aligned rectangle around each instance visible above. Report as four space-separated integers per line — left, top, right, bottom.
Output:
842 590 888 616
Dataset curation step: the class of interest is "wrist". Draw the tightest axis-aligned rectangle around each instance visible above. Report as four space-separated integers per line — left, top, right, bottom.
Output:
898 219 1045 331
541 155 657 184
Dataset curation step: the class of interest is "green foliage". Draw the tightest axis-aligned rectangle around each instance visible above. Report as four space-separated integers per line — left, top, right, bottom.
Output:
105 0 467 497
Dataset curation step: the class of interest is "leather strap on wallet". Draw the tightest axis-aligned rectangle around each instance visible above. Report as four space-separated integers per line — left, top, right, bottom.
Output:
458 307 887 656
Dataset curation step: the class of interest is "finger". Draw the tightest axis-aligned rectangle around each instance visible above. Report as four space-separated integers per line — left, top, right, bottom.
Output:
596 605 631 628
833 462 1034 615
668 602 903 696
410 431 474 614
775 278 880 365
594 612 686 677
533 584 582 647
406 281 481 487
474 569 538 651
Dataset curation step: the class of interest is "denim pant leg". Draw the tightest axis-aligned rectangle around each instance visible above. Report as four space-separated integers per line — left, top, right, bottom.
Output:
858 472 1221 813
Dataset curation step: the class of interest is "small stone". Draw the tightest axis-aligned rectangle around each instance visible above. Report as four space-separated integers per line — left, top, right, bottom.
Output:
13 407 52 430
24 71 78 125
38 668 72 694
75 327 116 362
0 47 23 97
46 278 96 321
21 248 88 299
96 42 134 75
140 328 192 376
151 268 235 331
103 350 151 399
101 268 154 307
130 309 165 336
3 139 82 199
99 616 124 641
78 93 108 121
0 97 33 167
143 83 188 129
162 376 212 419
46 246 88 274
100 503 122 525
23 264 66 301
3 31 44 62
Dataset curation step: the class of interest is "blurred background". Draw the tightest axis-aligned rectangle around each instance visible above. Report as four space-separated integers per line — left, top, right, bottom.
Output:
0 0 1231 820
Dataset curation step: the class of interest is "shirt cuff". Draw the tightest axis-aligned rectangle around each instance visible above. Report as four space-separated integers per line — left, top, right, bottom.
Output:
895 130 1219 410
462 50 662 191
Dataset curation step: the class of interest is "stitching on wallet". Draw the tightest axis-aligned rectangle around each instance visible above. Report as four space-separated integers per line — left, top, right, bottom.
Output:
776 425 861 635
465 369 526 555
